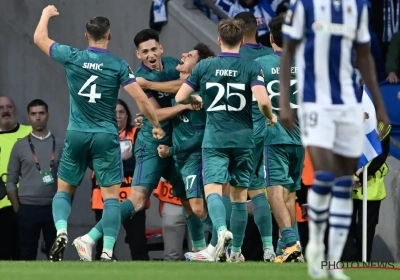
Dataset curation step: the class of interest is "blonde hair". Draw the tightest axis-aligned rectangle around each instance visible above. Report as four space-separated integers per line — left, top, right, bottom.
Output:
218 18 245 47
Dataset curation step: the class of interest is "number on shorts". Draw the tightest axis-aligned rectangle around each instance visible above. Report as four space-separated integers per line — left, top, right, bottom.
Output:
303 111 318 127
206 82 246 111
185 175 197 191
77 75 102 103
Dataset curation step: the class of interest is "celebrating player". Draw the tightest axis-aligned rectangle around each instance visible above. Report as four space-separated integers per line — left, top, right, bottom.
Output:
33 6 163 262
280 0 390 278
72 29 190 261
176 18 276 262
231 11 276 262
256 15 304 263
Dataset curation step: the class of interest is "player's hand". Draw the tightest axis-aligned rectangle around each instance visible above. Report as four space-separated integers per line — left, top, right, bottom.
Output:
134 113 144 127
376 107 391 139
387 72 399 84
190 94 202 108
157 145 171 158
136 77 151 90
267 113 278 126
152 126 165 140
279 104 295 131
42 5 59 18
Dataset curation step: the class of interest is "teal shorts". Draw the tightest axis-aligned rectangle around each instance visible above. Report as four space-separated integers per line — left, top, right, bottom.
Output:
249 137 265 191
58 131 123 187
132 138 184 193
202 148 254 187
265 144 305 192
174 155 203 199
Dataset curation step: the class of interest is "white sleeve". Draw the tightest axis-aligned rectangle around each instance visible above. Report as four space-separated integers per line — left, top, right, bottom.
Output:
282 0 306 41
356 3 371 44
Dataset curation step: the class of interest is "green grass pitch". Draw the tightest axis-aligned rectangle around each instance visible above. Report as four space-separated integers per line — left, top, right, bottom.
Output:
1 262 400 280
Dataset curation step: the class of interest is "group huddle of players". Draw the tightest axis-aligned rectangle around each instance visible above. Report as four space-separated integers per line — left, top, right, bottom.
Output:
34 1 391 279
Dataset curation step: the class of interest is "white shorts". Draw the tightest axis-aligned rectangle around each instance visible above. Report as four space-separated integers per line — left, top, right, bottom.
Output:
298 104 364 158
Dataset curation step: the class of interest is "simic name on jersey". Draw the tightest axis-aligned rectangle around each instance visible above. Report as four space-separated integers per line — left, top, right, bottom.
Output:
271 67 297 74
82 63 103 71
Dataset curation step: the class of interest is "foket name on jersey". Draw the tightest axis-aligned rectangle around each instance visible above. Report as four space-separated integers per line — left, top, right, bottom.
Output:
271 67 297 74
82 63 103 70
215 69 238 77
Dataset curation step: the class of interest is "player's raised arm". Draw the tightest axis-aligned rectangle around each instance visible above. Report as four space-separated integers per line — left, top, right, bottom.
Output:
137 78 184 94
176 62 202 104
33 5 59 56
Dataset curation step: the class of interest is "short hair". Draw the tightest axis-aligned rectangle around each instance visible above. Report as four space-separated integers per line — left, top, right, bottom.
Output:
233 12 258 35
276 0 290 16
27 99 48 113
86 16 110 41
117 99 133 130
218 18 245 47
193 43 215 62
134 29 159 48
268 16 284 48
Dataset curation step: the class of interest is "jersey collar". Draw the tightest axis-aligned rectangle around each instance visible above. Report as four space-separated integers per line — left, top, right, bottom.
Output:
218 52 241 58
86 47 110 53
242 43 263 49
274 50 282 56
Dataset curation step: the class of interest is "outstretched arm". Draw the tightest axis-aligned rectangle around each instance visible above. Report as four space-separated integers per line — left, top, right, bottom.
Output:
137 78 184 94
33 5 59 56
176 83 197 104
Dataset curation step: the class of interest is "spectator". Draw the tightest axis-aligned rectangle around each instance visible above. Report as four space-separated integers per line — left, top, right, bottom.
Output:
6 99 62 260
386 31 400 84
0 96 31 260
216 0 285 46
342 129 391 262
89 99 149 261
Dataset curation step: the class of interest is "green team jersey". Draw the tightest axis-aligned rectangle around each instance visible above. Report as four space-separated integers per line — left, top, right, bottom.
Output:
171 96 206 159
186 53 264 149
240 43 273 138
134 57 180 145
239 43 273 61
50 44 136 135
255 51 302 145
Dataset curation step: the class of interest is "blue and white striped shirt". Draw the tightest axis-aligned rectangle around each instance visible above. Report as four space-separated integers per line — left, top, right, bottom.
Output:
282 0 371 107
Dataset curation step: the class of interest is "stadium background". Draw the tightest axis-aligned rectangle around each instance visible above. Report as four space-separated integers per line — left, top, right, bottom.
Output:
1 0 400 262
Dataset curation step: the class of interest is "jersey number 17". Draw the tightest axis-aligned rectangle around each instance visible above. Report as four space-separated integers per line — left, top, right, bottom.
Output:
77 75 102 103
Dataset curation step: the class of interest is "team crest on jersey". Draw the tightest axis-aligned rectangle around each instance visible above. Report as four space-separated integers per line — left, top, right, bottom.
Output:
259 69 264 77
347 6 352 13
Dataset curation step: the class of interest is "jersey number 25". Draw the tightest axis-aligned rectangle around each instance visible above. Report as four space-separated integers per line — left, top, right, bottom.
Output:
206 82 246 111
77 75 101 103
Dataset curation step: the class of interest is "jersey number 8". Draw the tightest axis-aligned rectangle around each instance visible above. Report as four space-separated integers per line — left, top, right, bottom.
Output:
206 82 246 111
77 75 101 103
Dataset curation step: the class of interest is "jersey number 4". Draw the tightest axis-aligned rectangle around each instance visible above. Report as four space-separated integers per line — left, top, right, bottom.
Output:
206 82 246 111
78 75 101 103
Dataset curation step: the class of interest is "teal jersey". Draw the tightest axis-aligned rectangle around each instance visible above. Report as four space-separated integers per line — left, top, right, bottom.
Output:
240 44 273 138
186 53 264 149
50 44 136 136
255 51 302 145
239 43 273 61
171 96 206 159
134 57 180 145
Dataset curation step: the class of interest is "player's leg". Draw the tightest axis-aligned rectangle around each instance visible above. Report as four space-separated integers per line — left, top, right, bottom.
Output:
248 137 274 261
285 145 306 262
227 148 253 262
203 148 232 262
168 159 207 253
50 131 89 261
221 182 232 229
299 105 337 278
90 133 124 261
265 144 300 262
326 107 364 279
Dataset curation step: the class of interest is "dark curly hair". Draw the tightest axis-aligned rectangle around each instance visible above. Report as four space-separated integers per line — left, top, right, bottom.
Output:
193 43 215 62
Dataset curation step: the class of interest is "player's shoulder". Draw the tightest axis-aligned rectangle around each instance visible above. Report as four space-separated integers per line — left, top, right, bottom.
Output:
240 57 261 70
255 53 274 64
